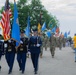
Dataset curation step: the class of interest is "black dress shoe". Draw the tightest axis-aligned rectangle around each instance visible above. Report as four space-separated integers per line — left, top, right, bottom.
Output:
34 71 37 74
19 68 22 71
8 69 12 74
21 71 24 74
8 71 12 74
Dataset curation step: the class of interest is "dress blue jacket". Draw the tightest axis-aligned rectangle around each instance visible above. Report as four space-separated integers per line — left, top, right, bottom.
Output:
29 36 42 53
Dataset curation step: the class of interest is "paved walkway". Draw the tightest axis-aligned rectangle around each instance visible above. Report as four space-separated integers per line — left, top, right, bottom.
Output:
0 47 76 75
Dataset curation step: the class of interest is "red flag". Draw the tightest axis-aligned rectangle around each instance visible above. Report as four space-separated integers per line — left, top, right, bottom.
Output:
56 27 60 33
0 0 12 40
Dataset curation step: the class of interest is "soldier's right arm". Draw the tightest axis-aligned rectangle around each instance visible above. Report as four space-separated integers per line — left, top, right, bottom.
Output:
28 37 31 50
15 42 21 52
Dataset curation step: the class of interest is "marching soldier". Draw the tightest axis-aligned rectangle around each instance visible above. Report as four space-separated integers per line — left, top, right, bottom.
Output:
49 33 56 58
59 36 63 50
38 32 44 58
68 37 72 46
17 31 28 74
44 35 48 51
62 37 66 47
4 38 16 74
28 28 42 74
57 36 63 50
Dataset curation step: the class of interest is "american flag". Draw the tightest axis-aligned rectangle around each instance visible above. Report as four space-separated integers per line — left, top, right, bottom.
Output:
0 0 12 40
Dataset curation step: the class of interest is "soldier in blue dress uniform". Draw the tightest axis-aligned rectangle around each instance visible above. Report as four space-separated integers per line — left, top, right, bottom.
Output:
28 28 42 74
17 31 28 74
4 38 16 74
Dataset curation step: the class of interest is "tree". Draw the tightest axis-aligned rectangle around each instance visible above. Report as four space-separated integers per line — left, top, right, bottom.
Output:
17 0 30 30
29 0 59 29
29 0 43 26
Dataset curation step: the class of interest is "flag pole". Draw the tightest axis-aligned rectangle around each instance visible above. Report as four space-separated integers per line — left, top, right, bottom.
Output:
14 0 16 2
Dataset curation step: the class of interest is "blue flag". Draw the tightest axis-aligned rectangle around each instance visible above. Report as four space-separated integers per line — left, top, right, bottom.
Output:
64 32 67 38
41 22 46 31
11 1 20 46
25 16 30 37
51 26 56 33
45 31 51 38
25 27 29 37
68 31 70 35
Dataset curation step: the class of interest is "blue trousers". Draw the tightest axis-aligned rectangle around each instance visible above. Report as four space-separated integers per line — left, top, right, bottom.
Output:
0 51 2 60
5 52 15 72
31 53 39 72
17 52 27 72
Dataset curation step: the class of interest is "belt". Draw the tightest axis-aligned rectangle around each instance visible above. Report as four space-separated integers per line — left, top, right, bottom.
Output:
20 48 23 51
31 44 37 47
8 49 12 52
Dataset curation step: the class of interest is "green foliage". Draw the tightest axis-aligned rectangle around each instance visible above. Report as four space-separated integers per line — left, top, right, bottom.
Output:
0 7 4 19
29 0 43 25
17 0 30 30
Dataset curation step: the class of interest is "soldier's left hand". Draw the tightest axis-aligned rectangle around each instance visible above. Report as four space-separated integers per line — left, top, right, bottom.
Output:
36 44 40 47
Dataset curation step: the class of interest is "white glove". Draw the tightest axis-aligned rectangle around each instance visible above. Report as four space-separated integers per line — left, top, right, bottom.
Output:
36 44 40 47
4 44 7 48
20 41 23 44
8 40 11 43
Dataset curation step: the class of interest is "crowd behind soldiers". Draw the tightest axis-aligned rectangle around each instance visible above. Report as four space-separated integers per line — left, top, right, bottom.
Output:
0 30 73 74
39 32 72 58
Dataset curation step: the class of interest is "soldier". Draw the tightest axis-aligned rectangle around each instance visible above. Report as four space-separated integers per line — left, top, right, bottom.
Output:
49 33 56 58
44 35 48 51
4 38 16 74
17 31 28 74
58 36 63 50
55 36 59 47
38 32 44 58
68 37 72 47
62 37 66 47
28 28 42 74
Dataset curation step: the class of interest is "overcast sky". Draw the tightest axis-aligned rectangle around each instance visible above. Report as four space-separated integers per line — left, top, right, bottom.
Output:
41 0 76 37
0 0 76 37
